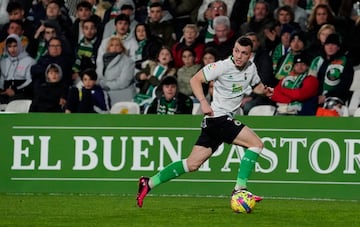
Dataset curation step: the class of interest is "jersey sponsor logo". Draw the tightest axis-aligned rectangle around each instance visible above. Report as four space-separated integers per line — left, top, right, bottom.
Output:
232 83 243 93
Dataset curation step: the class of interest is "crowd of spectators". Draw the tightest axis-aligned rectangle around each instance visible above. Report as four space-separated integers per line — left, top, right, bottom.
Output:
0 0 359 116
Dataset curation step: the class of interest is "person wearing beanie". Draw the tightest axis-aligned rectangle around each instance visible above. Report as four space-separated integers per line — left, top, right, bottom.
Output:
274 30 307 81
146 76 193 114
271 52 319 115
309 33 354 110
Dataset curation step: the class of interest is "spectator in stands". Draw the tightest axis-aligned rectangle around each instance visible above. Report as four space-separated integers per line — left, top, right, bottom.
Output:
102 0 135 25
0 34 35 104
134 46 176 108
134 22 163 70
65 68 110 113
275 31 307 81
198 0 234 24
271 23 295 73
30 63 67 112
27 19 73 61
0 0 9 32
146 76 193 114
241 32 276 115
29 0 72 32
167 0 202 40
0 2 36 43
172 24 205 68
176 48 202 97
306 23 336 60
102 3 137 39
0 20 28 57
97 13 138 62
306 4 336 45
71 1 102 45
72 17 101 85
96 36 136 106
271 52 319 115
31 37 73 90
201 47 219 67
146 2 176 48
337 0 359 66
198 0 228 44
275 0 307 31
44 0 73 47
205 15 236 60
240 0 275 47
309 33 354 107
274 5 301 31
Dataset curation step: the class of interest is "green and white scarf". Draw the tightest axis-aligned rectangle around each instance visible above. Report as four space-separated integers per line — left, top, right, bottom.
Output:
275 52 295 80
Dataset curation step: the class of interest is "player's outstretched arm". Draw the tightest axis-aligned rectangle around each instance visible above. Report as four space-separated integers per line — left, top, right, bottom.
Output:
190 70 213 116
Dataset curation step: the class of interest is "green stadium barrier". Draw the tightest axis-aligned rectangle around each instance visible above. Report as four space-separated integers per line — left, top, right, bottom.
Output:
0 114 359 200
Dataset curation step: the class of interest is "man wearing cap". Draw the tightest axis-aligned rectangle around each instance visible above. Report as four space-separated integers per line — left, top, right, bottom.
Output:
274 30 307 81
146 76 193 114
308 33 354 107
271 52 319 115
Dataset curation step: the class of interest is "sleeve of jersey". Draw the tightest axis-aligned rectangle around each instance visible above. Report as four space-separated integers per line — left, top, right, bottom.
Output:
202 61 224 82
250 65 261 87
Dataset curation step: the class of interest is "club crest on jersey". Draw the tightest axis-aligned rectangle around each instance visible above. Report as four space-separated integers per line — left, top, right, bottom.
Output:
207 63 216 70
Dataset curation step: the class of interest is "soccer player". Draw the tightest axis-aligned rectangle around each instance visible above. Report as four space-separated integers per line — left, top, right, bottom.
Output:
136 36 274 208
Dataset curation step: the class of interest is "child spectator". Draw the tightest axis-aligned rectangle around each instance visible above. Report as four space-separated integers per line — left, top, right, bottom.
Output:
0 34 35 104
66 68 110 113
146 76 193 114
176 48 202 97
30 63 67 112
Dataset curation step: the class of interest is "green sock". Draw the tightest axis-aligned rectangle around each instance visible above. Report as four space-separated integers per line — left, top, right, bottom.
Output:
150 160 186 188
236 148 260 189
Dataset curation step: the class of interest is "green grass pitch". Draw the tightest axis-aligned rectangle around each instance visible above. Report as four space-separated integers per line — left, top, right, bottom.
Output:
0 194 359 227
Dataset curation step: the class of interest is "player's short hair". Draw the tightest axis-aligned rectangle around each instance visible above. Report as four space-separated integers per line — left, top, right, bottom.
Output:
236 36 253 49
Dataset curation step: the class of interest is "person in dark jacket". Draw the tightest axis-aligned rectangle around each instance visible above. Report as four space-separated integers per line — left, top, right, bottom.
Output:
31 37 73 90
30 63 67 112
146 76 193 114
65 68 110 113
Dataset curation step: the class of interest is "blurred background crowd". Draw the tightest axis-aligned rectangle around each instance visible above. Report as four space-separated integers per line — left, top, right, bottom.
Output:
0 0 359 116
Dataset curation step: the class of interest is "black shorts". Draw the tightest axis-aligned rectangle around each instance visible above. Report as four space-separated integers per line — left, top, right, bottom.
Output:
195 115 245 153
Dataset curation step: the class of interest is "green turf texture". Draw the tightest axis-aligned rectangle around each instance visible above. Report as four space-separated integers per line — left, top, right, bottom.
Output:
0 194 359 227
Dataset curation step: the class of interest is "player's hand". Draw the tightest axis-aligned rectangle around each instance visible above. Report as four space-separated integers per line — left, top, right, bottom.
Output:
200 99 213 116
264 86 274 98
